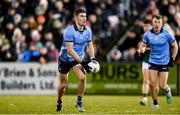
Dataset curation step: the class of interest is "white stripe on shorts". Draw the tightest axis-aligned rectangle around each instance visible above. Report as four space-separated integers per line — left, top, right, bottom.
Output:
142 62 149 69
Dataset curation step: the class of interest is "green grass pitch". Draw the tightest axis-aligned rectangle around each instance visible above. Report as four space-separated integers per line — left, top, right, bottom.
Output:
0 95 180 114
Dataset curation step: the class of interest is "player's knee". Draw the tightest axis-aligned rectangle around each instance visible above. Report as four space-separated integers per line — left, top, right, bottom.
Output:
58 83 67 90
143 79 149 84
150 81 157 87
61 84 67 90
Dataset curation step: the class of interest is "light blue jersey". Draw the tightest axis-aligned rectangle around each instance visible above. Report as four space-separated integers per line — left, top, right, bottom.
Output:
59 24 92 61
143 28 175 65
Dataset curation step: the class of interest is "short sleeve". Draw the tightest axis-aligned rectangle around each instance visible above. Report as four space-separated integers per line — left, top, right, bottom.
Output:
167 30 175 43
64 27 74 42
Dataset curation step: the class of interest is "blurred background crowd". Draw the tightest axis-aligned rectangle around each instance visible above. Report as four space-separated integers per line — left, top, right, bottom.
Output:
0 0 179 63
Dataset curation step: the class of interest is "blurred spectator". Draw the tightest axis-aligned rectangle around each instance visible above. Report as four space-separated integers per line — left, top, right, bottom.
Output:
30 29 43 49
118 30 139 61
1 42 16 61
20 42 40 62
12 28 27 60
0 35 17 61
46 41 59 62
162 16 175 34
159 0 169 16
172 12 180 41
13 13 22 26
39 47 49 64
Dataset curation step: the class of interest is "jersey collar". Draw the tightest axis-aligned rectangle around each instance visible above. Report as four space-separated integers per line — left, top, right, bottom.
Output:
150 28 163 34
73 24 86 32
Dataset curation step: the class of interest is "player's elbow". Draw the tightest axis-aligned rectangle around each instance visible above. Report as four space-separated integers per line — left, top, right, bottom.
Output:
172 41 178 49
175 42 178 51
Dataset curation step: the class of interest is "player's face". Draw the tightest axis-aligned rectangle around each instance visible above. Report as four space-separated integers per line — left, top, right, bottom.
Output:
152 18 163 32
143 24 151 32
76 13 87 26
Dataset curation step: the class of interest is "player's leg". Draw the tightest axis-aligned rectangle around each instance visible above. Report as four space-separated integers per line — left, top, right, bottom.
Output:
158 71 172 104
56 60 70 112
140 62 149 105
72 64 86 112
56 73 68 111
156 76 160 94
149 69 159 108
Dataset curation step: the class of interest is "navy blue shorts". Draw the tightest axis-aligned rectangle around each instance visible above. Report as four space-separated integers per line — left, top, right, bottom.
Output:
58 59 79 74
149 63 169 72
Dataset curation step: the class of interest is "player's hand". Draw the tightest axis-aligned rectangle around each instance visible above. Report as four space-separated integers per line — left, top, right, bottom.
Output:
137 49 144 56
91 58 96 61
168 57 175 67
134 50 145 60
80 60 91 73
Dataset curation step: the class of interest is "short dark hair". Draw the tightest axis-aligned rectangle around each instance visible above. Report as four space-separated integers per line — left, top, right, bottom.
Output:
152 14 162 20
74 8 86 16
143 19 151 24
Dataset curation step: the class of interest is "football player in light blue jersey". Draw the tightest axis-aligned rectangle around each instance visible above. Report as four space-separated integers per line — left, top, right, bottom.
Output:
139 15 178 109
56 8 95 112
